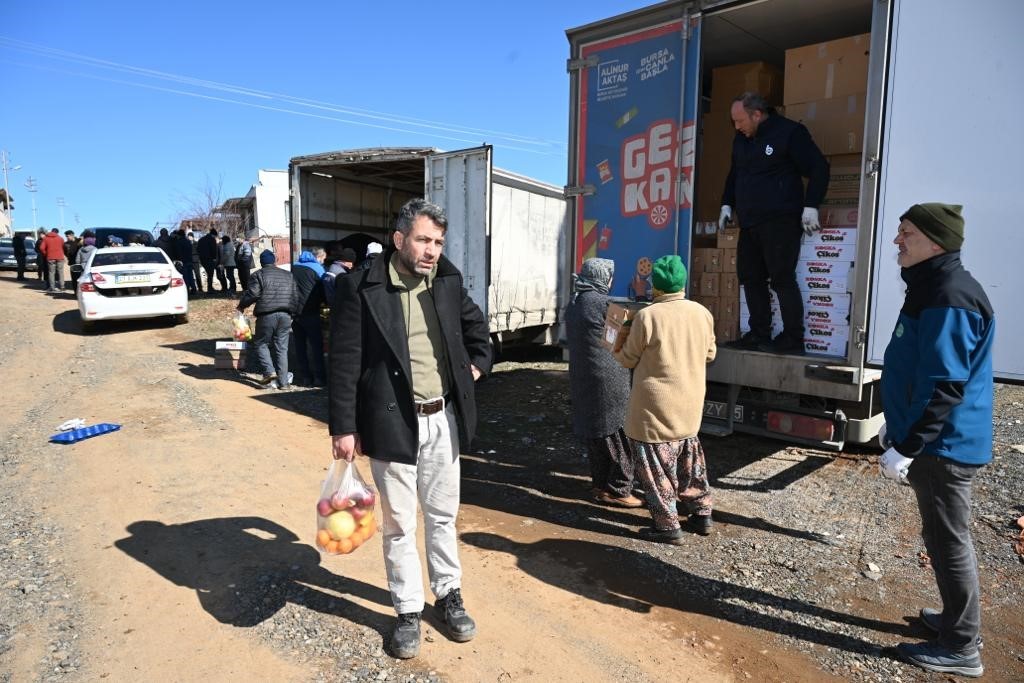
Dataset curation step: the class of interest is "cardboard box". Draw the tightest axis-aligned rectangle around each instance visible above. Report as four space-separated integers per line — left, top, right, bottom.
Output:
804 306 850 326
690 249 706 275
214 349 247 370
215 341 248 351
784 34 870 105
786 95 866 156
711 61 784 112
720 272 740 298
721 249 737 273
700 296 720 322
799 240 857 261
812 227 858 245
819 204 859 228
805 291 852 315
797 260 853 293
601 301 648 352
699 272 721 297
825 154 862 201
804 322 850 357
690 248 722 273
716 228 740 249
715 315 740 343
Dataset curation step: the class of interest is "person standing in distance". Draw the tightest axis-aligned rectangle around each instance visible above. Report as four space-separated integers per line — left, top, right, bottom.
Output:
877 203 992 678
719 92 830 354
328 198 491 660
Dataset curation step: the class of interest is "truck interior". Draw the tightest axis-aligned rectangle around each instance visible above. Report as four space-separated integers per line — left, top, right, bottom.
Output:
693 0 879 447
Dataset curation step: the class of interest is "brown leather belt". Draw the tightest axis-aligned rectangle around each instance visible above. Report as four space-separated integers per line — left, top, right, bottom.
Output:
415 396 447 416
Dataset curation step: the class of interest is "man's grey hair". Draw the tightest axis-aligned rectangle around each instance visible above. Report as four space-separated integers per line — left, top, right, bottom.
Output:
395 198 448 235
312 247 326 260
733 92 772 116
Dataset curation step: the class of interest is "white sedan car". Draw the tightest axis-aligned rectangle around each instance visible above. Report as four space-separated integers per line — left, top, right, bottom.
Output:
77 246 189 332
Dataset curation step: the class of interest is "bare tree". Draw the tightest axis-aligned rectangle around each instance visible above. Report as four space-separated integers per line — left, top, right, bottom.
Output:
171 173 241 235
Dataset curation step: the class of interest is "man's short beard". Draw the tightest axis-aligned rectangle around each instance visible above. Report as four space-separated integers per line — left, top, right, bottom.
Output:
397 244 430 276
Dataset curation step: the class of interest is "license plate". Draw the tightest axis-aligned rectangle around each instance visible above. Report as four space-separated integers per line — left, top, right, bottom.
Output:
703 400 744 422
115 273 150 284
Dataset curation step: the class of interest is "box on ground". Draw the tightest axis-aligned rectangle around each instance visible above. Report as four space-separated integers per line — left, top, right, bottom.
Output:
602 301 649 352
784 33 870 105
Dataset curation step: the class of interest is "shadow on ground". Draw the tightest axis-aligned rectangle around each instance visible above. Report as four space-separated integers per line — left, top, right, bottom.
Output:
114 516 392 632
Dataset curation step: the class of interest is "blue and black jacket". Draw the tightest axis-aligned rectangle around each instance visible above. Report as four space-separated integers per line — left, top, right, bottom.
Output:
881 252 995 465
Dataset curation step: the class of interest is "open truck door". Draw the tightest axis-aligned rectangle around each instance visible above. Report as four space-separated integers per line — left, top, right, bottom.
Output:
566 5 702 298
425 146 492 317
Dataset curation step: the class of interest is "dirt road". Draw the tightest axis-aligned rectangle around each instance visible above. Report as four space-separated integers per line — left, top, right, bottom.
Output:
1 271 1021 682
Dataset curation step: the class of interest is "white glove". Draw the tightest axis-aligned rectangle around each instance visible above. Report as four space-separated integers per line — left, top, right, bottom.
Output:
801 207 821 236
879 447 913 485
718 205 733 231
878 422 891 448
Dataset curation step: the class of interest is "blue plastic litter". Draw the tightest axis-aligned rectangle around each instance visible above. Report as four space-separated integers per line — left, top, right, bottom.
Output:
49 423 122 444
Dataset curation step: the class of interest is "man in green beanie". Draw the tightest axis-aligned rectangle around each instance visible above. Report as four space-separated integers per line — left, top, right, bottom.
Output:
879 202 993 677
613 255 718 541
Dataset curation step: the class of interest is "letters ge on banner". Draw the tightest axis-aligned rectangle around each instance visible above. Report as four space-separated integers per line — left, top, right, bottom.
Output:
621 119 695 228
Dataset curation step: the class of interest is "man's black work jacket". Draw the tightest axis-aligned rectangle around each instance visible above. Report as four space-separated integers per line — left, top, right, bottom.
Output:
721 113 830 229
328 250 492 465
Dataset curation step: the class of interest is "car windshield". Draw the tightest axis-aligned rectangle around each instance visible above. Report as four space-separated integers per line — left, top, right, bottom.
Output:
92 252 168 267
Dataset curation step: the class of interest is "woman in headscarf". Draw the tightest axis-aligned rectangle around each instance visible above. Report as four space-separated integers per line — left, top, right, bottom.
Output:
565 257 642 508
614 255 717 542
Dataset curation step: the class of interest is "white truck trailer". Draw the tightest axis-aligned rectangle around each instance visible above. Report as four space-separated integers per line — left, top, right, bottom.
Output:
287 146 569 349
566 0 1023 448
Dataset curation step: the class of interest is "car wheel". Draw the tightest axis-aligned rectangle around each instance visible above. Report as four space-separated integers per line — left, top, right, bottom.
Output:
174 313 189 325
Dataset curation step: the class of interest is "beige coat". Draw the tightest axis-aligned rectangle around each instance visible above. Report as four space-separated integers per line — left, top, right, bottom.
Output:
614 292 716 442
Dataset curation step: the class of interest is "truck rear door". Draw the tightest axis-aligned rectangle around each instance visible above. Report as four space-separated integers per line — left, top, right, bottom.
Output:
567 4 702 298
425 146 492 316
868 0 1024 381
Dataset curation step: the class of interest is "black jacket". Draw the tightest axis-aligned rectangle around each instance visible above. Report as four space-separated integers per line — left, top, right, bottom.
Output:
197 233 219 263
238 265 294 316
328 250 492 464
291 263 325 316
721 113 829 229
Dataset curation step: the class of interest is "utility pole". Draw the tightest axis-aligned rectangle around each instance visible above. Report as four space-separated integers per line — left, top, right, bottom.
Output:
57 197 66 230
1 150 22 232
24 177 38 231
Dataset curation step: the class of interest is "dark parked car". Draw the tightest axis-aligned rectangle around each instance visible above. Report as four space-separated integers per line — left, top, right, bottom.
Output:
0 234 39 271
90 228 154 248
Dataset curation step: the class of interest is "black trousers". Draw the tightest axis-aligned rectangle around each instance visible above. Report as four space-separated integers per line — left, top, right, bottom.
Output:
237 260 252 292
585 428 636 498
907 454 983 652
201 259 218 291
737 216 804 340
15 255 26 279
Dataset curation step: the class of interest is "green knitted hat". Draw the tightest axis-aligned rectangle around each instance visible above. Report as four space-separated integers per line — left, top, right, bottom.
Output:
900 203 964 251
651 254 687 293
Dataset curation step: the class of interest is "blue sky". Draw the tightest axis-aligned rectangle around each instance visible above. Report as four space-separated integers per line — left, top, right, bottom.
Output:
1 1 639 232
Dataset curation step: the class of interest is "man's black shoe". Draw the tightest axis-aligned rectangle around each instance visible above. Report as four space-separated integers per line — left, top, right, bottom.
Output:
757 334 805 355
919 608 984 649
638 525 686 545
687 514 713 536
434 588 476 642
389 612 421 659
725 332 769 350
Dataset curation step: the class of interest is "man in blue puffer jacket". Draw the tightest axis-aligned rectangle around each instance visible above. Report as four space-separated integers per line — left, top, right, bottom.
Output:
879 202 994 678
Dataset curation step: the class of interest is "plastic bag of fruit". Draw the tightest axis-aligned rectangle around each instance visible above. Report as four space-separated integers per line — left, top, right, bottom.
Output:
231 311 253 341
315 459 378 555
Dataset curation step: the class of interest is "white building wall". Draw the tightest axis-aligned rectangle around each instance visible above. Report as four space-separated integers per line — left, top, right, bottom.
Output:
253 169 288 238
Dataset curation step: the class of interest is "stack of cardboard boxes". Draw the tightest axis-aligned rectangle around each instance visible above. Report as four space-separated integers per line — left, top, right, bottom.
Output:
735 33 869 357
690 226 740 343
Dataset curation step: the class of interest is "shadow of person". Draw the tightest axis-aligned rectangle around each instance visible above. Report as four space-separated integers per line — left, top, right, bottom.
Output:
115 516 392 632
461 532 911 657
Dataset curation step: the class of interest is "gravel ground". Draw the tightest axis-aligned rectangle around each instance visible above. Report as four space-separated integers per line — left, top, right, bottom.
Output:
2 294 1021 681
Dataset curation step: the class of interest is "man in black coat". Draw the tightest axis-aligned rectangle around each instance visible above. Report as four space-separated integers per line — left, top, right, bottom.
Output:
328 198 491 660
12 232 27 280
237 249 295 389
196 227 220 294
719 92 830 354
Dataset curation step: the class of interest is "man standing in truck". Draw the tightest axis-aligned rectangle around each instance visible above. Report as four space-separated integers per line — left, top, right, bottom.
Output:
878 203 991 678
718 92 829 354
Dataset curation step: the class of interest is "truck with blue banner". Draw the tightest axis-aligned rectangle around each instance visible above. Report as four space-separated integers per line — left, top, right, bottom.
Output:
566 0 1023 449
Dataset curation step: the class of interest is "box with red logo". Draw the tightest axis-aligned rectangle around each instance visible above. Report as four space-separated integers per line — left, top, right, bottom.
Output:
799 240 858 261
819 204 859 228
797 260 853 292
803 322 850 357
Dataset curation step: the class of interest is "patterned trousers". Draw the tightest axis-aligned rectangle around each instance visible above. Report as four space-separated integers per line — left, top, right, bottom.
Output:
632 436 712 531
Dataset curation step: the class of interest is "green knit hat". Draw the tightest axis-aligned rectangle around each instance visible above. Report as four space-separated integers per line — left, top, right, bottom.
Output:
900 203 964 251
651 254 687 293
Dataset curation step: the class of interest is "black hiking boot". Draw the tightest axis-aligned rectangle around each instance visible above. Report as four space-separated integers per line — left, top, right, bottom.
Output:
726 331 769 350
686 514 713 536
389 612 421 659
434 588 477 642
